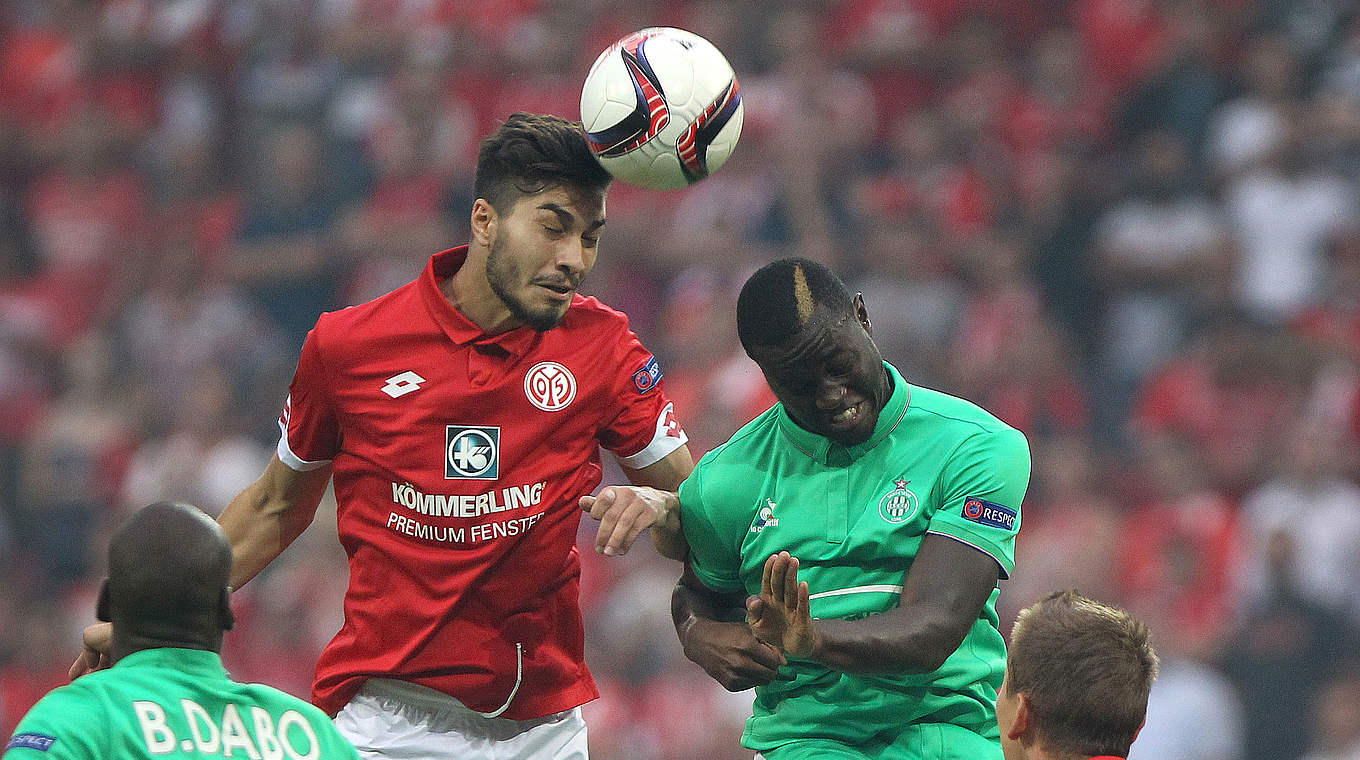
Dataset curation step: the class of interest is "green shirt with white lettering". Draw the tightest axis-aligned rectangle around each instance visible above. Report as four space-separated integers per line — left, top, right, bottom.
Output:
4 648 360 760
681 362 1030 754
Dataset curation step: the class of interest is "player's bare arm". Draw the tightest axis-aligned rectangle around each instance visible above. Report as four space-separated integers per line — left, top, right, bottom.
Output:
671 561 787 691
580 444 694 559
70 454 332 681
754 534 999 675
218 453 333 590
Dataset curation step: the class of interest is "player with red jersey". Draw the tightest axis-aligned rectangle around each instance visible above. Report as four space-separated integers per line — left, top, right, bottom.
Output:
73 113 694 759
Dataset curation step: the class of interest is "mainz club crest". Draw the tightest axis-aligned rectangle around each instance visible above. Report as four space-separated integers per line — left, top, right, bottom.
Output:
524 362 577 411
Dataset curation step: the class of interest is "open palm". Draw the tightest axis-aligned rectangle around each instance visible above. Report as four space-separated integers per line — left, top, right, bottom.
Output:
746 551 817 658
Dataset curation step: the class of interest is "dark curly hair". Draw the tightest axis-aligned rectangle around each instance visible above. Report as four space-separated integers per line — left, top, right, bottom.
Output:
474 112 612 212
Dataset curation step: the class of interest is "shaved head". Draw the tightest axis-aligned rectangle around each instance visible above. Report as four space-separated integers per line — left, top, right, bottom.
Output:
101 501 234 658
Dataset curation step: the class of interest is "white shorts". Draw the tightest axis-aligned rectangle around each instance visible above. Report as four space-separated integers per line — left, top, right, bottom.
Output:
334 678 589 760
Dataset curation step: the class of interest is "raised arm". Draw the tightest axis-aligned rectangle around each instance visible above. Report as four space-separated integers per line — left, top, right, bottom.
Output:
218 452 333 590
747 535 1000 674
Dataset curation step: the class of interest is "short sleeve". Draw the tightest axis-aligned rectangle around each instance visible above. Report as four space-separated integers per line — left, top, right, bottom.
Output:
276 326 340 471
6 689 103 759
597 328 687 469
679 465 744 593
925 426 1030 579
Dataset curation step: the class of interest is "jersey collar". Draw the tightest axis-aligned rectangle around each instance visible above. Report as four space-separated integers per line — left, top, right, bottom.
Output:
418 246 544 356
776 361 910 466
114 647 229 680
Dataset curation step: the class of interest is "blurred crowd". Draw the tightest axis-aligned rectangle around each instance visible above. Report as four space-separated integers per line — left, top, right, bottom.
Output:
3 0 1360 758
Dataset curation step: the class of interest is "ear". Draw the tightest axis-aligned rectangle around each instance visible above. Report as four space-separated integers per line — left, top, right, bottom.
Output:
95 580 111 623
219 586 235 631
470 198 497 248
1005 693 1034 742
853 293 872 337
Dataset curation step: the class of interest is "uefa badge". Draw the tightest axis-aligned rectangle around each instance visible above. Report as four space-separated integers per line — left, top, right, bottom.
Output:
524 361 577 411
878 478 919 524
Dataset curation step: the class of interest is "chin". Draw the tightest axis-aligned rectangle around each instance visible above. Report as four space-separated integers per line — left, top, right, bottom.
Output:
525 309 568 332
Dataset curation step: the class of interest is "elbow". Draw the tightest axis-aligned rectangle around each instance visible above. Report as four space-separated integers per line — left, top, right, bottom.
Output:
911 640 956 673
897 620 971 673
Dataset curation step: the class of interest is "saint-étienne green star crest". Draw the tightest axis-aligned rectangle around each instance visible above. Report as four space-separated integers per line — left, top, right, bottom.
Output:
878 478 919 524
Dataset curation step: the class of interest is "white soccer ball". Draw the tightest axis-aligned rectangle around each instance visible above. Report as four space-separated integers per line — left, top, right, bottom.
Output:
580 27 744 191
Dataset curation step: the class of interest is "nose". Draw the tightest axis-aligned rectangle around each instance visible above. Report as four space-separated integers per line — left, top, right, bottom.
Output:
554 238 589 276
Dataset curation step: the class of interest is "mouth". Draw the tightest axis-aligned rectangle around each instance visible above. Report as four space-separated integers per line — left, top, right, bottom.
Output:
535 281 575 300
826 400 866 429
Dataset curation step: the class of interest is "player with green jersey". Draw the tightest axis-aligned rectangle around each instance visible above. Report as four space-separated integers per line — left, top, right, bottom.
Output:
673 258 1030 760
5 502 359 760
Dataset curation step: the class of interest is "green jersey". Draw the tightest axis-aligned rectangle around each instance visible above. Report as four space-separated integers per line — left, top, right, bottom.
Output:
4 648 360 760
682 362 1030 756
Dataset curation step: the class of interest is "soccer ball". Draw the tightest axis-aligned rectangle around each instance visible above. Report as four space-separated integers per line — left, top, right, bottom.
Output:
580 27 744 191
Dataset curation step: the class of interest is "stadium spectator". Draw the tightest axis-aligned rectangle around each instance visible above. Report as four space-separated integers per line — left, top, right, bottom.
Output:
1223 529 1359 760
674 258 1030 758
4 501 359 760
1239 419 1360 622
997 590 1159 760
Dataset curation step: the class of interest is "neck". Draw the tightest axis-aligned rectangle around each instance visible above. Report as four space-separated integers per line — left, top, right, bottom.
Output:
443 251 520 335
110 631 221 664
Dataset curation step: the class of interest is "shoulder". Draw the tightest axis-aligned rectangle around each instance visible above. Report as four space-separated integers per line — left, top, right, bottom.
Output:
313 280 420 338
685 407 780 500
10 678 109 738
902 384 1029 471
907 384 1025 439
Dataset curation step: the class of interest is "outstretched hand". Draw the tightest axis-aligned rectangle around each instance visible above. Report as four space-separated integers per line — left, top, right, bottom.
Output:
746 551 818 658
579 485 677 557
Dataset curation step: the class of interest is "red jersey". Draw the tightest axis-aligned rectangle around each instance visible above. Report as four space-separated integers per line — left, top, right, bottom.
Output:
277 247 686 719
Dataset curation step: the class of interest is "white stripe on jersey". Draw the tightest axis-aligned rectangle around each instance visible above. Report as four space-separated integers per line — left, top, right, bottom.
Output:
807 584 904 600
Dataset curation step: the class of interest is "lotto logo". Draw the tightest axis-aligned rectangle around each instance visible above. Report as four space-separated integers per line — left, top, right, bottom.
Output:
446 426 500 479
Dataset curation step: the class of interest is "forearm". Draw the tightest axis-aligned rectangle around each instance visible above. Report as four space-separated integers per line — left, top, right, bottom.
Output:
672 576 745 640
799 536 1001 675
622 445 694 561
807 603 965 675
647 489 686 560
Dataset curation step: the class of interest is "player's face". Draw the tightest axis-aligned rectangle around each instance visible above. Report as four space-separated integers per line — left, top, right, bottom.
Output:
749 298 891 446
486 184 606 331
